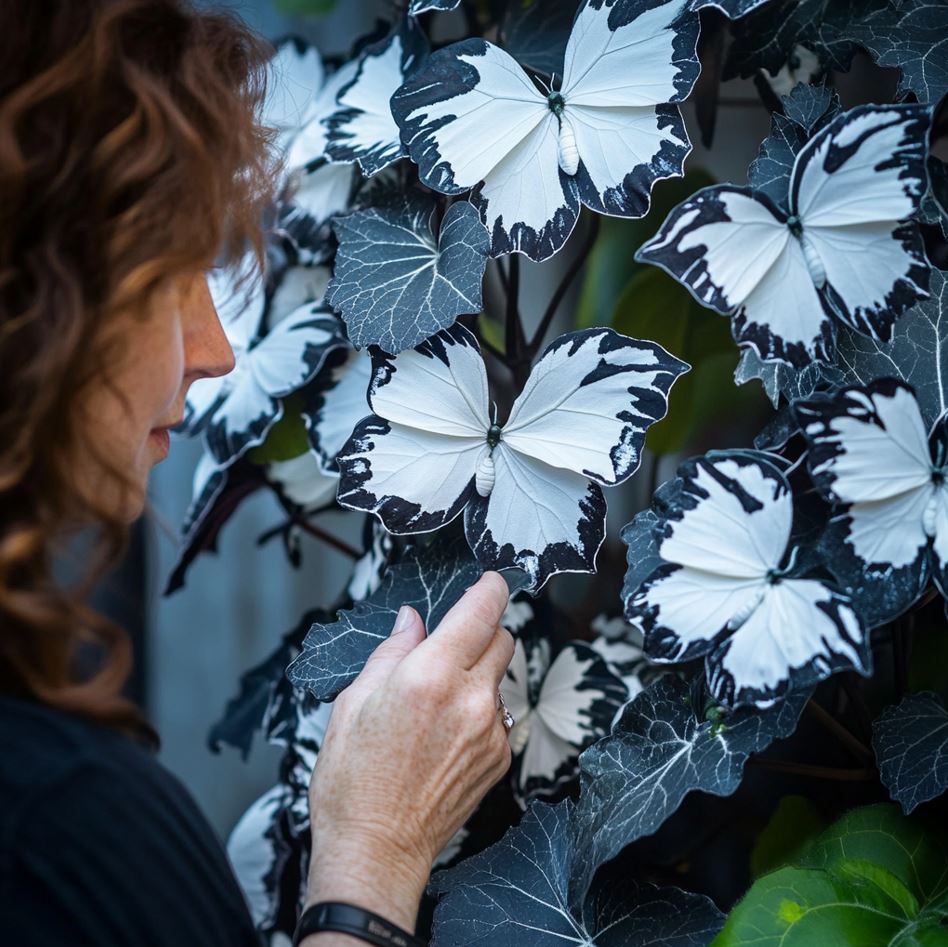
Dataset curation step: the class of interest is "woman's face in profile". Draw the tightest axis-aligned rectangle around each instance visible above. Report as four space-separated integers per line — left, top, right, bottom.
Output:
78 271 235 521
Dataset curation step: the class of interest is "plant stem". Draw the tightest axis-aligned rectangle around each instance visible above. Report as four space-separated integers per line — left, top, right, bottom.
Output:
748 758 876 782
838 673 873 743
805 699 874 762
295 518 361 560
528 215 601 357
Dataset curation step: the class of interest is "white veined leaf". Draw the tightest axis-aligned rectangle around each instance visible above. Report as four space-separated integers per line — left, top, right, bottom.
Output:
324 19 428 177
199 305 348 467
796 379 948 623
626 450 870 707
501 638 627 803
392 0 700 261
409 0 460 14
336 323 687 588
637 103 931 368
326 193 490 352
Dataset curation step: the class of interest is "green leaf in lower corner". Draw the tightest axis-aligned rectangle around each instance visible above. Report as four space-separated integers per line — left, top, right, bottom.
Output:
714 805 948 947
751 796 827 879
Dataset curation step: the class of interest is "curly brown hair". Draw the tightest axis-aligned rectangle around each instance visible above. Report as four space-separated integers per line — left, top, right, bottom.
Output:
0 0 277 746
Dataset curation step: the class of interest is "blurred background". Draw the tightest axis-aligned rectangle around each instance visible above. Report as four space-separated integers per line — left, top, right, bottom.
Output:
96 0 894 842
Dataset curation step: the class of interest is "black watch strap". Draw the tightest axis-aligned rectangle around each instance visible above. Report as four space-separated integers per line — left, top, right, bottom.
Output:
292 901 425 947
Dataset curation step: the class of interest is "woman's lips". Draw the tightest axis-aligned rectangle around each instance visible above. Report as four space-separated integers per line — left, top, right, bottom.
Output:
149 428 171 459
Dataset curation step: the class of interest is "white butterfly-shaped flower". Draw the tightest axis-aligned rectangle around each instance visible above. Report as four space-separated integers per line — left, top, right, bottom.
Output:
637 104 931 367
588 613 648 701
501 636 628 803
797 379 948 617
628 450 869 707
391 0 700 261
262 38 324 156
336 323 687 588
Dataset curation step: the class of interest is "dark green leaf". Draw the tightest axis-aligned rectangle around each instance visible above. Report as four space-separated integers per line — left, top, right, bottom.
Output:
750 796 828 878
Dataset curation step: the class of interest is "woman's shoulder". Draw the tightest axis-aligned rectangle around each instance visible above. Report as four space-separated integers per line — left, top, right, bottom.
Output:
0 696 262 947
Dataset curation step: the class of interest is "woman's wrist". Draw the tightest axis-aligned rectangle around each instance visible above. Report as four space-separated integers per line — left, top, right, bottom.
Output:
303 826 431 933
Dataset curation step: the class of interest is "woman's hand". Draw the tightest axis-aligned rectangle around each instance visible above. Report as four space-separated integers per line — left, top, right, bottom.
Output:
302 572 514 940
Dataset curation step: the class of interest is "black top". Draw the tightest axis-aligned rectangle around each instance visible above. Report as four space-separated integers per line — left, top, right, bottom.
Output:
0 696 264 946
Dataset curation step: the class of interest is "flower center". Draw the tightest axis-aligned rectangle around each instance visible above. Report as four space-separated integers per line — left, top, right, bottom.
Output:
547 90 565 117
786 214 803 238
487 423 503 450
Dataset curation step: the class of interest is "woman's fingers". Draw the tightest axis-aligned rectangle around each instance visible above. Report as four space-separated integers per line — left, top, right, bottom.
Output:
352 605 427 692
471 624 516 689
421 571 509 670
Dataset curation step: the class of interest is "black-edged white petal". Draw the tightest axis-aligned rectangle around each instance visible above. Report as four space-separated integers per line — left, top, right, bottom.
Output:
263 38 323 152
285 58 360 171
588 614 648 699
627 451 869 707
324 19 428 176
797 380 934 570
278 164 356 266
465 447 608 590
304 348 374 474
873 692 948 815
561 0 698 219
336 325 488 533
637 103 931 369
502 328 688 485
501 639 628 802
392 1 699 261
227 785 293 931
789 104 931 342
326 193 489 352
266 452 338 513
203 305 348 466
281 700 333 832
409 0 460 12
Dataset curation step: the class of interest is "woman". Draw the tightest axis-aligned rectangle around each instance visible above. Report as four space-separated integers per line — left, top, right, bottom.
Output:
0 2 514 945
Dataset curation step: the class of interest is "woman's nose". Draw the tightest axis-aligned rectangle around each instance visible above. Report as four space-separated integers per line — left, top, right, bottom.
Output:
186 276 236 381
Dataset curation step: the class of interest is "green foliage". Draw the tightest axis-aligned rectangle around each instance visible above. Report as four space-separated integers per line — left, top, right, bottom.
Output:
610 266 761 455
246 395 310 464
714 804 948 946
750 796 827 879
274 0 337 14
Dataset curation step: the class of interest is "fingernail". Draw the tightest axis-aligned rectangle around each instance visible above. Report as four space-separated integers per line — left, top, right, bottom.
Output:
392 605 413 635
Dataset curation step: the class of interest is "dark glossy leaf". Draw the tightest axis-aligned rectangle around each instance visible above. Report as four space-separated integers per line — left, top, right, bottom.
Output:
688 0 772 15
852 0 948 105
430 800 725 946
207 618 308 759
873 692 948 814
287 537 529 701
832 269 948 430
500 0 579 76
164 457 266 596
746 83 840 215
725 0 888 80
571 676 809 904
327 194 489 352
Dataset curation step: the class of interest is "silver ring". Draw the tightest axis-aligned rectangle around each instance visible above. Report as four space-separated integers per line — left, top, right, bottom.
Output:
497 692 515 733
